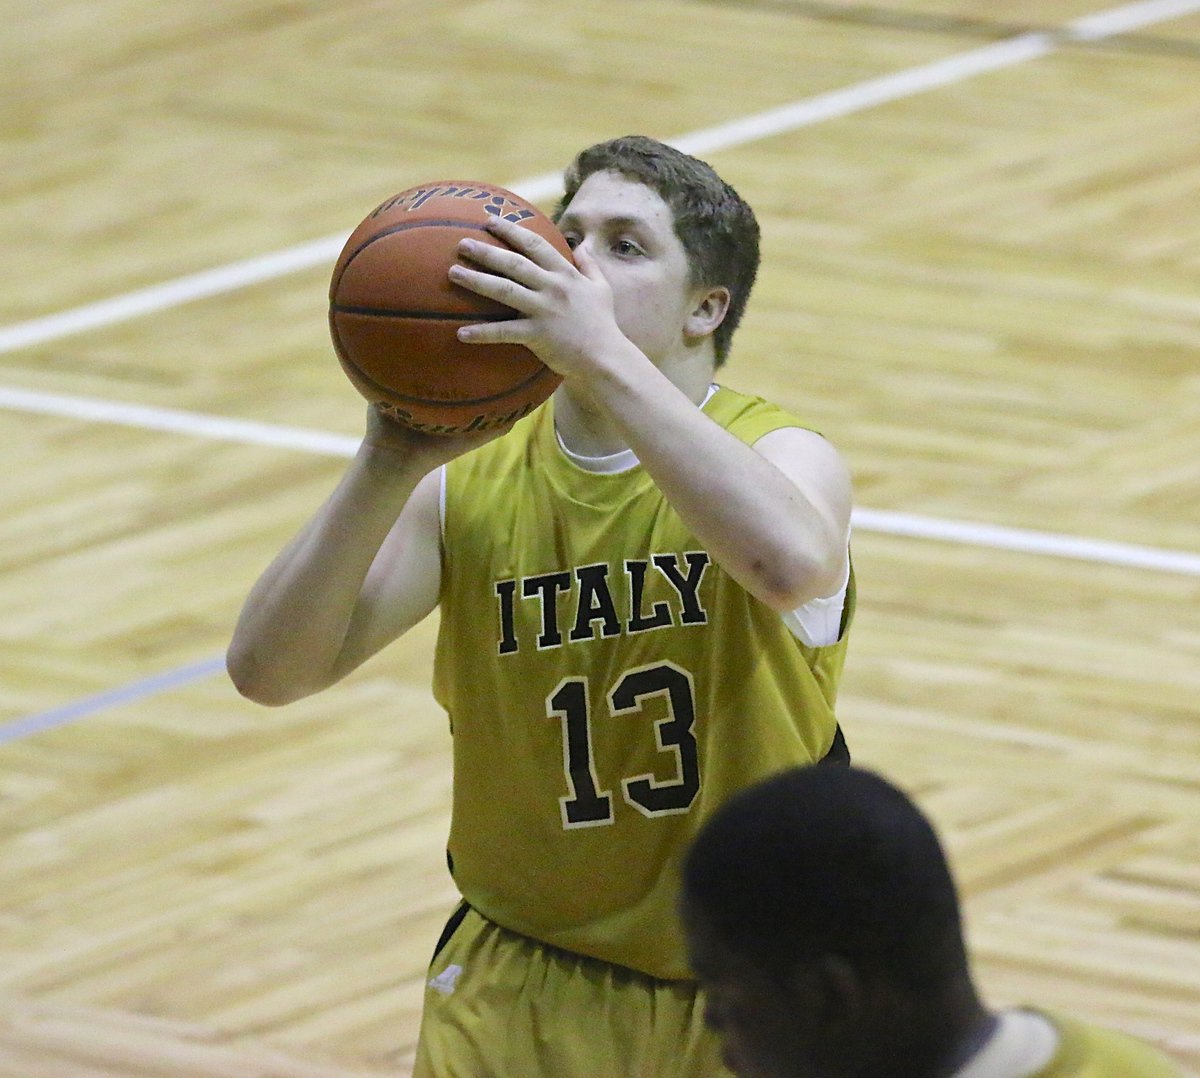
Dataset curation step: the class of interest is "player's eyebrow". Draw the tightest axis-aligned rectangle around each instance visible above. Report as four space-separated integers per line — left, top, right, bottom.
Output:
557 212 651 233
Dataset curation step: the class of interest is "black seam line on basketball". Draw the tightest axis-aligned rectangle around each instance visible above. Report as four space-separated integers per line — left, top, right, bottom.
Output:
337 348 554 408
332 219 500 295
330 305 519 321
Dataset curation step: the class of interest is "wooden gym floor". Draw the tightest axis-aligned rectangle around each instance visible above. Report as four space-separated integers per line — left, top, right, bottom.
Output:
1 1 1198 1073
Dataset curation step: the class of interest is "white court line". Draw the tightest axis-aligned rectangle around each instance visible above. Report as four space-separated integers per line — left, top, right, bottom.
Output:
851 508 1200 577
0 385 360 457
1 0 1199 582
2 0 1200 354
3 383 1197 578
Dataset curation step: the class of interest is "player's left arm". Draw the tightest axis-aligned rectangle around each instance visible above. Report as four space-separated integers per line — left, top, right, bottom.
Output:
748 424 852 602
595 381 852 613
606 389 852 613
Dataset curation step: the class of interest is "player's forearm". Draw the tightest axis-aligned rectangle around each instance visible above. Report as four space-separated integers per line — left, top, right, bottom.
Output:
226 446 427 705
578 354 846 611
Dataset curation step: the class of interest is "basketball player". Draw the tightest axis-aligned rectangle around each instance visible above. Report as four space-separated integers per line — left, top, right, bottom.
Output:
682 765 1188 1078
227 135 854 1076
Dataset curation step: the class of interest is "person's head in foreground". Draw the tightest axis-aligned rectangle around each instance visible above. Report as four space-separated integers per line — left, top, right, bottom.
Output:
681 765 1184 1078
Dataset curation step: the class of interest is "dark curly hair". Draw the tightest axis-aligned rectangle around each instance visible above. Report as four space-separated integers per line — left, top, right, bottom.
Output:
683 766 971 994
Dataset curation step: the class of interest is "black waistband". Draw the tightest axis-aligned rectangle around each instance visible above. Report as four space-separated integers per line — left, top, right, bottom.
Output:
821 723 850 767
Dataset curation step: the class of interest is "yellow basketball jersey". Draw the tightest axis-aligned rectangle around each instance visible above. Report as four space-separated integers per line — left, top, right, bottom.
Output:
1034 1010 1186 1077
433 385 853 980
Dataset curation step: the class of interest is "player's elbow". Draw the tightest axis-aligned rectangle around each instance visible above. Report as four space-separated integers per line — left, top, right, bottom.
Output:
225 647 314 708
755 545 847 614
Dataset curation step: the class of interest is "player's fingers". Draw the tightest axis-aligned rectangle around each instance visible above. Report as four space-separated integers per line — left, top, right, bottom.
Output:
456 315 529 346
456 236 542 287
448 263 532 310
483 216 572 270
569 242 606 285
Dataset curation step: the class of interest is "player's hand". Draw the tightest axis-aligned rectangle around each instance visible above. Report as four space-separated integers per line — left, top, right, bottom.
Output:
362 404 513 472
448 217 628 378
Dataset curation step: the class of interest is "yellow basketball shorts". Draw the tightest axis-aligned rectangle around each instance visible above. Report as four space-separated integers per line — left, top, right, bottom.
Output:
413 904 734 1078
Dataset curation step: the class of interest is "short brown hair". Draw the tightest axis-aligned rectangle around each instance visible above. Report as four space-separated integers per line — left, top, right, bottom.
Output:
555 135 760 366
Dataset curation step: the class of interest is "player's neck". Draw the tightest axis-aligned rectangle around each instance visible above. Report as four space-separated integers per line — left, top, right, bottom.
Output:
843 982 992 1078
552 389 627 458
908 991 996 1078
553 350 715 457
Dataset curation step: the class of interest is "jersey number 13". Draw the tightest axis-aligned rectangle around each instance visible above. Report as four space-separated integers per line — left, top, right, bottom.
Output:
546 661 700 829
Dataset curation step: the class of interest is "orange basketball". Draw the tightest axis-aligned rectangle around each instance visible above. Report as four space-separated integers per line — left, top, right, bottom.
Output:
328 180 571 435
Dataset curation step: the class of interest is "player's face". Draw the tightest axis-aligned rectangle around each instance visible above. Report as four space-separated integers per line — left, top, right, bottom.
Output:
556 171 708 365
684 900 821 1078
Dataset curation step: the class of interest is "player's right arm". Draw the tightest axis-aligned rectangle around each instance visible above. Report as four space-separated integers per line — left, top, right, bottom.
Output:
226 408 486 706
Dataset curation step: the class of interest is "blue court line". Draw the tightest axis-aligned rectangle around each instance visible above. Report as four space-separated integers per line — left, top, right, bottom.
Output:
0 655 227 746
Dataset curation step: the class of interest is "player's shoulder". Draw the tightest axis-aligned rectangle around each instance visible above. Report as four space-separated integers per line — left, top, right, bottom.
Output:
707 385 845 476
705 383 817 441
1034 1009 1186 1077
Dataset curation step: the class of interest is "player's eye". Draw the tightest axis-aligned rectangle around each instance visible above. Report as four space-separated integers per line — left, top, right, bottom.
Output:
614 239 643 256
563 233 581 250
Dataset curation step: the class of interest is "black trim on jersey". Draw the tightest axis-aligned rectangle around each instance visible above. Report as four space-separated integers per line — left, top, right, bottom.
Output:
838 556 856 641
431 899 472 965
821 724 851 767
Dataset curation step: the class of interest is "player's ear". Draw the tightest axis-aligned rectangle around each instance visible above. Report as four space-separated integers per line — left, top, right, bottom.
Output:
684 285 731 340
800 954 862 1034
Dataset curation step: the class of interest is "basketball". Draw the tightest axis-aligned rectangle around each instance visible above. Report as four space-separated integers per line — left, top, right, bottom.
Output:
328 180 572 435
